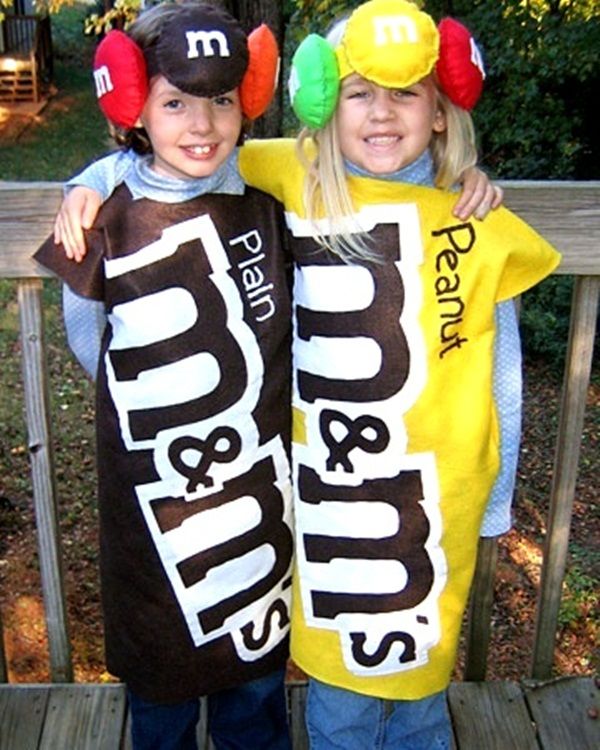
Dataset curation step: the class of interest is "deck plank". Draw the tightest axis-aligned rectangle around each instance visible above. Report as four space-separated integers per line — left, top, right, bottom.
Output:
448 681 539 749
0 685 49 750
524 676 600 750
38 684 127 750
1 679 597 748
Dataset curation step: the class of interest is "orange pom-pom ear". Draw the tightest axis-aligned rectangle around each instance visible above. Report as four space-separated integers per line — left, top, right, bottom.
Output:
436 18 485 111
240 24 280 119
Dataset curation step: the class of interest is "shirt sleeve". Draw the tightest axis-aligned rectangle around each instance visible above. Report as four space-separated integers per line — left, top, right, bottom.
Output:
65 149 134 200
62 284 106 380
480 300 522 536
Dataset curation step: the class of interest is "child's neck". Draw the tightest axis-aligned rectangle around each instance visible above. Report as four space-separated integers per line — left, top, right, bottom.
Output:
344 149 434 187
135 150 244 198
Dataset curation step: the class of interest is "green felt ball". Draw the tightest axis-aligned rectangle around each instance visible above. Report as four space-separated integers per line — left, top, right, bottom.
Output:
288 34 340 129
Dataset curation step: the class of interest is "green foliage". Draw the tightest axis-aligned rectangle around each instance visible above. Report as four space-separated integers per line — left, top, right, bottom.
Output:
427 1 600 179
84 0 143 36
558 544 600 631
50 5 90 63
519 276 574 369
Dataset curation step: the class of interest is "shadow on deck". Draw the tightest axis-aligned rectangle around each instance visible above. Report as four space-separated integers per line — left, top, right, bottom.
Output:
1 677 599 749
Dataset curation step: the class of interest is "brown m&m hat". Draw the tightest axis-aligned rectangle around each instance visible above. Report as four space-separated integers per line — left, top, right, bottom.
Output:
146 3 249 98
93 2 279 129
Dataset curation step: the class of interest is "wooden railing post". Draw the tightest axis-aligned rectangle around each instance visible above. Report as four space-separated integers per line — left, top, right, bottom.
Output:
531 275 600 679
0 607 7 683
464 537 499 681
17 278 73 683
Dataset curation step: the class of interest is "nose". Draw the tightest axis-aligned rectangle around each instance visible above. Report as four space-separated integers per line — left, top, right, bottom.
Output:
369 90 395 121
188 100 213 134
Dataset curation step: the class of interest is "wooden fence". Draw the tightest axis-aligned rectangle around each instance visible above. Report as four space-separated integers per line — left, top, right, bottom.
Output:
0 181 598 748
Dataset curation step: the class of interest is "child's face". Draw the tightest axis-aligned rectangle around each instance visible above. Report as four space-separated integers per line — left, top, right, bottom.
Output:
138 75 243 181
336 74 446 175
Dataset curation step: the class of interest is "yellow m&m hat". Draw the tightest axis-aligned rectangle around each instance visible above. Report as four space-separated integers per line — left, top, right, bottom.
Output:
336 0 439 89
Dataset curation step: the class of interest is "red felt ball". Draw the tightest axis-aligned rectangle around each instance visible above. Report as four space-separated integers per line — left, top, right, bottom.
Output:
436 18 485 111
240 24 279 120
93 30 148 129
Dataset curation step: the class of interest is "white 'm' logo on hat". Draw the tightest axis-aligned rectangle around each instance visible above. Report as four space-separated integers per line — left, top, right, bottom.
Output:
186 30 231 59
373 15 418 45
94 65 114 98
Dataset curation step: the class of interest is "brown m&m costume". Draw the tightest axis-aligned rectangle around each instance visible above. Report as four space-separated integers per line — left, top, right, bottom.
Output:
34 4 293 704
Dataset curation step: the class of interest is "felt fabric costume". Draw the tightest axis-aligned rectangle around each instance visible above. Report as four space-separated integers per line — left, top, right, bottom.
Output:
239 138 560 700
34 154 293 703
346 151 523 538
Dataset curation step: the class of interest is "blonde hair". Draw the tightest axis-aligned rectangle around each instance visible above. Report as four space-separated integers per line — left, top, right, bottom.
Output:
298 81 478 263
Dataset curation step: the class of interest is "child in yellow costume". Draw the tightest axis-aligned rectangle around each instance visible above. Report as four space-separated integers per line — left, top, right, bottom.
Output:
52 2 558 746
236 2 560 747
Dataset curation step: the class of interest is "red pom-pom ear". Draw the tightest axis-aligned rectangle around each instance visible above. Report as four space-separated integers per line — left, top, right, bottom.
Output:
93 30 148 128
240 24 279 120
436 18 485 111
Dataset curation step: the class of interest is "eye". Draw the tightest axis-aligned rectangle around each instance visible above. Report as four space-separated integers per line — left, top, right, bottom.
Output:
344 87 369 100
164 98 184 110
214 94 234 107
394 89 416 100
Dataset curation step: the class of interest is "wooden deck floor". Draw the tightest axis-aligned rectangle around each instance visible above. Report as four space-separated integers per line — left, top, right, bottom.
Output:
0 677 598 749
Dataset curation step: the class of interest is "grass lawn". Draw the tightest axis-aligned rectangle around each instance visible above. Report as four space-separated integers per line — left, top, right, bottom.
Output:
0 3 110 181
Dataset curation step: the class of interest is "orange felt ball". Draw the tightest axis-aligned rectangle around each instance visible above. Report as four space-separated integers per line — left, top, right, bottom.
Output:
93 30 148 129
436 18 485 111
240 24 280 120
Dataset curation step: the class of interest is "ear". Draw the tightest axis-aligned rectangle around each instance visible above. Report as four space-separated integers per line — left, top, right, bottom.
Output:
93 30 148 129
239 24 280 120
433 107 447 133
436 18 485 110
288 34 340 129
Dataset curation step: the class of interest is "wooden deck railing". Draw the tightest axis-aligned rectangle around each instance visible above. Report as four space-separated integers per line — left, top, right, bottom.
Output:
0 181 598 746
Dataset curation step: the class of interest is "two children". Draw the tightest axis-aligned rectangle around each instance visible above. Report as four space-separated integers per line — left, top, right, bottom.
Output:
41 1 560 748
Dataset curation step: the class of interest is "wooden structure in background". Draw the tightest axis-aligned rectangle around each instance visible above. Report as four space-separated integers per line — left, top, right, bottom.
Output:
0 14 52 102
0 180 598 748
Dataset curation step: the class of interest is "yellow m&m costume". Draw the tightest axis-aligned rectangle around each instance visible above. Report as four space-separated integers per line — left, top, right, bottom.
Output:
240 138 560 699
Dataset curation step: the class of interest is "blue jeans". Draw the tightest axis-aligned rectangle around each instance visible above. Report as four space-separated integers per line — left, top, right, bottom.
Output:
128 669 291 750
306 679 452 750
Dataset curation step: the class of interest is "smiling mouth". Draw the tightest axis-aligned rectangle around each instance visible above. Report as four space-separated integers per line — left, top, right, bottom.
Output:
184 144 216 156
365 136 401 146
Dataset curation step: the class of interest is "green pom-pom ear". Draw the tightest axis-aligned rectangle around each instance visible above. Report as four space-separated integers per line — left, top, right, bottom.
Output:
288 34 340 129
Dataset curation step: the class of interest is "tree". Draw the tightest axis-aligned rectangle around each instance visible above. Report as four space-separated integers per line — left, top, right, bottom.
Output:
425 0 600 179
